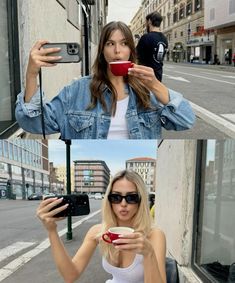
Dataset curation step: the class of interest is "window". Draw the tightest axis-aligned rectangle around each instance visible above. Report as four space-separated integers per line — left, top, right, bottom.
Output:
193 140 235 282
0 0 20 137
173 8 178 23
186 0 192 15
229 0 235 14
195 0 202 12
179 3 185 19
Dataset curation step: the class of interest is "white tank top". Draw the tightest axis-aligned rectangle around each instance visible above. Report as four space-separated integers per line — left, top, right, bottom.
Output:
102 254 144 283
107 96 129 139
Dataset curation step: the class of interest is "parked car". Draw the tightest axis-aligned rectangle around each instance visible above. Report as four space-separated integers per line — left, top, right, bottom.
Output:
94 193 102 200
28 193 43 200
43 193 57 198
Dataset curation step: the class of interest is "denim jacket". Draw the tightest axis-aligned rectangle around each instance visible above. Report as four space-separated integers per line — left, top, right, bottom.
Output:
15 76 195 139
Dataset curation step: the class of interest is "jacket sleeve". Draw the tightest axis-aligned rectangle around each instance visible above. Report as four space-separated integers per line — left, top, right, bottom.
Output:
15 87 68 135
160 89 196 131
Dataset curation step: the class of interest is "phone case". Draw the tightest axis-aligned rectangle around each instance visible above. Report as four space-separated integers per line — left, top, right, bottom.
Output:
45 194 90 217
43 42 81 63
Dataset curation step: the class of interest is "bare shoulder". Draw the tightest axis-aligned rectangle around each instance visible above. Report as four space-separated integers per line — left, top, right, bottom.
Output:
149 227 166 243
85 224 102 240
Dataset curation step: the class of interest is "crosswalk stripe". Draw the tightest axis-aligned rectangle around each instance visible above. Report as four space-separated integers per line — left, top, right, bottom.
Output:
0 242 35 263
0 210 101 282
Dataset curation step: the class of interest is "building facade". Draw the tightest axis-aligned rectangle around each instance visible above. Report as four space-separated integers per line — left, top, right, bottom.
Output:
131 0 235 64
49 162 64 194
126 157 156 192
74 160 110 194
205 0 235 65
0 140 49 199
55 164 75 193
155 139 235 283
0 0 108 138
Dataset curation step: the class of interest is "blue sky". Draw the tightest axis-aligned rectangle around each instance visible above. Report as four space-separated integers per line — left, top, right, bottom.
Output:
107 0 142 24
48 140 157 175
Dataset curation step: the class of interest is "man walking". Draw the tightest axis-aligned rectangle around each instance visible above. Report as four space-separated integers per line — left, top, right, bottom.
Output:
136 11 168 82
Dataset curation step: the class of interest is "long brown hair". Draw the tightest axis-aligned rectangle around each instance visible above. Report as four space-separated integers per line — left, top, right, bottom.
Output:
89 21 151 115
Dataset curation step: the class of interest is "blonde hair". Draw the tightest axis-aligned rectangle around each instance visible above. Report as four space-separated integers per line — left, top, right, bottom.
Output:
99 170 153 264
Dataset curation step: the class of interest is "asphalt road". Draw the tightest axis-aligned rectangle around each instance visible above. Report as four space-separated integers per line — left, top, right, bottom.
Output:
162 62 235 139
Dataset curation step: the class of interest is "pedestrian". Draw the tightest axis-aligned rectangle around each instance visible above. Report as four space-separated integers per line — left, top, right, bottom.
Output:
37 170 167 283
136 11 168 82
225 51 230 65
232 53 235 67
15 21 195 139
190 54 194 63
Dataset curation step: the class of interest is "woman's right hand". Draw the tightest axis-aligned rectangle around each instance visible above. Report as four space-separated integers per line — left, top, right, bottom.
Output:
26 40 62 77
36 197 68 232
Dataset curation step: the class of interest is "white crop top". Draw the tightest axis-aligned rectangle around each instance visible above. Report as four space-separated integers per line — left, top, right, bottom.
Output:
102 254 144 283
107 96 129 139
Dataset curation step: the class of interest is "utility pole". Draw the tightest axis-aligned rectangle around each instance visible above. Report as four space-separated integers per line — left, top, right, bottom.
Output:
64 140 72 240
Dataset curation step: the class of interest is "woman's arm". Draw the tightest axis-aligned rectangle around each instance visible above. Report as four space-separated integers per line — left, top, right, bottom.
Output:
25 40 61 102
37 198 99 283
128 64 169 105
143 229 166 283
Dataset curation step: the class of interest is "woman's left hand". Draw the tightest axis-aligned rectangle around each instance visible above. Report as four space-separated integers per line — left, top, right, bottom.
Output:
112 232 154 256
128 64 159 91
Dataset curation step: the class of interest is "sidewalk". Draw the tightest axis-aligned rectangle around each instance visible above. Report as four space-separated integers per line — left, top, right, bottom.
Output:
166 61 235 73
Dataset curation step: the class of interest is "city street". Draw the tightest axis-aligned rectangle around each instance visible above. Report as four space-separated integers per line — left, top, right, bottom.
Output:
162 62 235 139
0 199 110 283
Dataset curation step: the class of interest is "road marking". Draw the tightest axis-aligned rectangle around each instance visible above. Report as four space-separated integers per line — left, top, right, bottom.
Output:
221 114 235 123
173 70 235 85
164 74 190 83
0 242 35 263
0 210 101 282
221 75 235 79
190 102 235 138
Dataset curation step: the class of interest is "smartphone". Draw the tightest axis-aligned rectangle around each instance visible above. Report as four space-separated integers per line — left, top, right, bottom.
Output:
43 42 81 63
45 194 90 217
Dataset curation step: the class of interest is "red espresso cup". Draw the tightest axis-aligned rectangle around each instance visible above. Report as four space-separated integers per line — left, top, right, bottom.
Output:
109 61 133 76
102 227 134 244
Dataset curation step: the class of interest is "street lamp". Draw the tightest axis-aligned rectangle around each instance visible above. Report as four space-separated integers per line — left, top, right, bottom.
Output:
64 140 72 240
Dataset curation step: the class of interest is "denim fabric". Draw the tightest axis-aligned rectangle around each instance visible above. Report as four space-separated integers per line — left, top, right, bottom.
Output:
15 76 195 139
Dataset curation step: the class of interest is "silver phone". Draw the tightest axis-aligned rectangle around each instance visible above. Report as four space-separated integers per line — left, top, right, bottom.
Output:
43 42 81 63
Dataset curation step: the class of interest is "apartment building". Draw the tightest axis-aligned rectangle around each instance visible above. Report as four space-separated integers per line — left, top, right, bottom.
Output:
0 0 108 138
55 164 75 193
126 157 156 192
0 140 49 199
49 162 65 194
74 160 110 194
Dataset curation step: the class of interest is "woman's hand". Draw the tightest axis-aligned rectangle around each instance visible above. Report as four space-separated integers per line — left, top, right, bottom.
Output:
112 232 154 257
128 64 159 92
36 197 68 232
26 40 61 77
128 64 170 105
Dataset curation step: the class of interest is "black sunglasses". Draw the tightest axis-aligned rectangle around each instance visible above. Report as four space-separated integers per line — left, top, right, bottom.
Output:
108 193 141 204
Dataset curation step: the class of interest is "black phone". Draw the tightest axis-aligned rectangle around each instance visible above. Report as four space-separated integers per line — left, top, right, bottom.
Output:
43 42 81 63
45 194 90 217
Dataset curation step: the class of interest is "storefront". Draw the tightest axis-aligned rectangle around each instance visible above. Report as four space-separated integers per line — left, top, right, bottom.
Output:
217 26 235 65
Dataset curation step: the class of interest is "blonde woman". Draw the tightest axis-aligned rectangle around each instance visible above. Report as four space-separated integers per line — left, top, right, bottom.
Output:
37 170 166 283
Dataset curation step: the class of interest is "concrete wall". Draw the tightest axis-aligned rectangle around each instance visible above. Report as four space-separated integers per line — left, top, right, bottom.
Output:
17 0 82 100
155 140 203 282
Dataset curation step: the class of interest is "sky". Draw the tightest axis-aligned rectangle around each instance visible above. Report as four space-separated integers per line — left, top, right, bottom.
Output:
107 0 142 24
48 140 157 175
